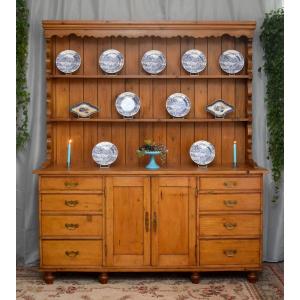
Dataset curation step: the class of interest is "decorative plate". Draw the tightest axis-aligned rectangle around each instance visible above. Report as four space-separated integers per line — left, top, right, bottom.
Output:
219 50 244 74
189 140 215 166
206 99 234 118
166 93 191 118
141 50 166 74
115 92 141 118
181 49 207 74
70 102 99 118
99 49 124 74
56 50 81 74
92 142 118 166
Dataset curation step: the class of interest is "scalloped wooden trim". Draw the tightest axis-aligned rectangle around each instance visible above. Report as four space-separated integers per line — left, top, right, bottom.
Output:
45 38 53 166
246 38 253 164
42 21 256 39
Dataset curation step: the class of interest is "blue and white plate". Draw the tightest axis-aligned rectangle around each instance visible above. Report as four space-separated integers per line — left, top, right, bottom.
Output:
181 49 207 74
141 50 166 74
99 49 124 74
56 50 81 74
206 99 234 118
115 92 140 118
92 142 118 166
166 93 191 118
70 102 99 118
189 140 215 166
219 50 244 74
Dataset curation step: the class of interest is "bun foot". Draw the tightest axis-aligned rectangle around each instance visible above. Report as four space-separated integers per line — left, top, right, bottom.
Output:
247 271 257 283
99 272 108 284
44 272 54 284
191 272 200 284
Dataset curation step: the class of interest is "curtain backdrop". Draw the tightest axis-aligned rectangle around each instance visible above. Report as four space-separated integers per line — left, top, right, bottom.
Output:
17 0 283 265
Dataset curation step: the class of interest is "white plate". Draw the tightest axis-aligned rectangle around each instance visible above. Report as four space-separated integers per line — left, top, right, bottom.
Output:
92 142 118 166
56 50 81 74
70 102 99 118
99 49 124 74
115 92 141 118
181 49 207 74
141 50 166 74
206 99 234 118
219 50 244 74
189 140 215 166
166 93 191 118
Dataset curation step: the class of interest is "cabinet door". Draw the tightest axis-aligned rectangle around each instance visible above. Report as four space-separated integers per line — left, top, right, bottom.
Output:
105 177 151 266
152 177 196 266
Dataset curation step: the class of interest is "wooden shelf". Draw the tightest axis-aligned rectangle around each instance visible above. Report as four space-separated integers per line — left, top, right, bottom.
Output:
47 74 251 79
48 118 250 123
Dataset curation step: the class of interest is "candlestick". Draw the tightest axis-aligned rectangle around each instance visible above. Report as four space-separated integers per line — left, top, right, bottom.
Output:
233 140 237 167
67 139 72 168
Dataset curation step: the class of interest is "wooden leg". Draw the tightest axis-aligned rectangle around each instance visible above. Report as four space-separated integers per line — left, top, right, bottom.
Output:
247 271 257 283
99 272 108 284
44 272 54 284
191 272 200 284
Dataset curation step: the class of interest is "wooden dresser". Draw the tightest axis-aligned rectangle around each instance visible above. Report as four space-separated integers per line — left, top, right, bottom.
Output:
34 21 266 284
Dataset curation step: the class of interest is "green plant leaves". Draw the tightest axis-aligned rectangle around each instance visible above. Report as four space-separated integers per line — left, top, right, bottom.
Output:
16 0 30 150
260 8 284 201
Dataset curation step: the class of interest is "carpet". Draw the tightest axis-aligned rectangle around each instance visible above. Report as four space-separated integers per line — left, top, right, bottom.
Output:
16 263 283 300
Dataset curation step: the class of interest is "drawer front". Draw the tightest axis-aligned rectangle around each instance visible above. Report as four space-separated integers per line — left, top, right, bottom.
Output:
199 194 261 211
41 215 102 237
41 194 103 212
199 215 261 236
199 177 260 190
42 240 102 266
40 176 103 191
200 239 260 266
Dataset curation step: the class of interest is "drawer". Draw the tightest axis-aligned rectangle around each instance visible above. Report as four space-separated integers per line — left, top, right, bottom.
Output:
199 214 261 236
40 176 103 191
199 194 261 211
41 215 102 237
42 240 102 266
199 177 260 190
200 239 260 266
41 194 103 212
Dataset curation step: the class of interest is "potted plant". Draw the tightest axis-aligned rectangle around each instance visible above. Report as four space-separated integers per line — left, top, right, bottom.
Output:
136 140 168 170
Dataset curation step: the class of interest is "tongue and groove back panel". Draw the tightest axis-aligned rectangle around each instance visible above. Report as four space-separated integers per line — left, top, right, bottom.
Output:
48 35 248 167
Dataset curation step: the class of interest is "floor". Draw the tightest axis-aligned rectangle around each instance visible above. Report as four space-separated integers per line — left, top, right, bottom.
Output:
16 263 283 300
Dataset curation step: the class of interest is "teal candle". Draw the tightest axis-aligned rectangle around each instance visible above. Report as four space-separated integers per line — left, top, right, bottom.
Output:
67 139 72 168
233 141 237 167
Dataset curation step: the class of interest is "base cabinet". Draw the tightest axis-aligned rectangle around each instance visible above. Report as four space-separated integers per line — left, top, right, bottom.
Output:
38 174 263 284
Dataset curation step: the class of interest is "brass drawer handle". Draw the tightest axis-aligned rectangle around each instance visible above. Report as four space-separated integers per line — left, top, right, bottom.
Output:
223 181 237 188
65 250 79 257
223 249 237 257
223 222 237 230
65 223 79 230
145 212 149 232
224 200 238 207
65 200 79 207
153 212 157 232
64 181 79 188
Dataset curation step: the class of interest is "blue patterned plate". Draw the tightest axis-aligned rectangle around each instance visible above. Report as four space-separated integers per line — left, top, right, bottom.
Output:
115 92 141 118
99 49 124 74
70 102 99 118
92 142 118 166
56 50 81 74
166 93 191 118
219 50 244 74
141 50 166 74
189 140 215 166
181 49 207 74
206 99 234 118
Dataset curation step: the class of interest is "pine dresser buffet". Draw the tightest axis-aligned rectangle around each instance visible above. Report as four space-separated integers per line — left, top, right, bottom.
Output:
34 21 267 284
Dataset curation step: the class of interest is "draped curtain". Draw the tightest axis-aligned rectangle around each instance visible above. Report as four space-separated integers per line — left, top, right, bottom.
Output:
17 0 283 265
